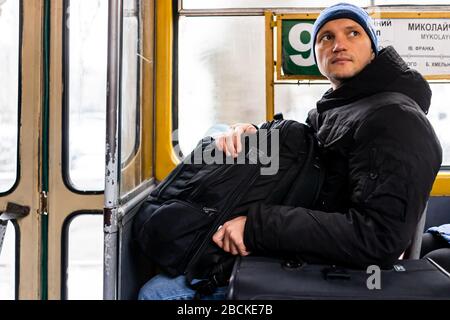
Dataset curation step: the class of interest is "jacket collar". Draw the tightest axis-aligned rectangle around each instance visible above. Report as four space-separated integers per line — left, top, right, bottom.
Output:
316 46 431 114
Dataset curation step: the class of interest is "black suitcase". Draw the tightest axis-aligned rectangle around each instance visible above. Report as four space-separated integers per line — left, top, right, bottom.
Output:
227 256 450 300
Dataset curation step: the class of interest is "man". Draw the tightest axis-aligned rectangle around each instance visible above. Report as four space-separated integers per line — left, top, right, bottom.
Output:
139 3 442 300
214 2 442 266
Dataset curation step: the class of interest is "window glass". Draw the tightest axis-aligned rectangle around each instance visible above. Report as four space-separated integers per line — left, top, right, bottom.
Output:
178 16 266 155
67 0 108 191
0 0 20 193
67 214 103 300
275 84 328 123
121 0 140 166
182 0 370 9
0 222 16 300
119 0 147 197
427 83 450 166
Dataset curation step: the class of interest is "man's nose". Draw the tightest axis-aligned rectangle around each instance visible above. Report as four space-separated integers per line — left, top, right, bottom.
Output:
332 34 348 52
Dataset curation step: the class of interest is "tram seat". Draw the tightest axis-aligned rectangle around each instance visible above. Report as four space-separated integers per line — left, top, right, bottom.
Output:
419 198 450 272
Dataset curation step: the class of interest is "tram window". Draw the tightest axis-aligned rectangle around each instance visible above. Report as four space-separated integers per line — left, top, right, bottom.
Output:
427 83 450 166
0 222 17 300
178 17 266 155
0 0 20 193
66 214 103 300
119 0 150 197
121 0 141 169
182 0 371 9
275 84 329 123
66 0 108 192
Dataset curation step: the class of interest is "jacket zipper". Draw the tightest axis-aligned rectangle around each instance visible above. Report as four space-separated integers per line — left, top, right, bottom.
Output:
363 147 378 199
165 199 218 217
185 165 261 276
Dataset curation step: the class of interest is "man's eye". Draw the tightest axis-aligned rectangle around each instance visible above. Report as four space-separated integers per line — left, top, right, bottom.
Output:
321 34 332 41
349 30 360 37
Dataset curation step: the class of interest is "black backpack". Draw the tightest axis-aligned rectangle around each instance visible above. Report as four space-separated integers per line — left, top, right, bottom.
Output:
133 115 324 297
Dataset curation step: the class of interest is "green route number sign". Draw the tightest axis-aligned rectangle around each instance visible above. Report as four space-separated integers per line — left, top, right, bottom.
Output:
281 19 321 78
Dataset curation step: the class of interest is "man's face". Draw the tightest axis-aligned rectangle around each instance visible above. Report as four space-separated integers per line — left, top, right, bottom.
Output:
315 18 375 89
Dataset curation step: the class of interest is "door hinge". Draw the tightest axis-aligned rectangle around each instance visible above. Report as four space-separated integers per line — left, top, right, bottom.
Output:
40 191 48 216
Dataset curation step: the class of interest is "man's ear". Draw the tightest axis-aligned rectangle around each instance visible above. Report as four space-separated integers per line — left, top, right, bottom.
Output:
371 50 376 60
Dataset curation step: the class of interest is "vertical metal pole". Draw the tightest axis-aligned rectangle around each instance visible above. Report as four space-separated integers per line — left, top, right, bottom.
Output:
104 0 122 300
404 203 428 260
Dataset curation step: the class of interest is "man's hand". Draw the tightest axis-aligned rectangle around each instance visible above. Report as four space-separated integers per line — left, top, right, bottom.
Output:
215 123 257 158
212 216 250 256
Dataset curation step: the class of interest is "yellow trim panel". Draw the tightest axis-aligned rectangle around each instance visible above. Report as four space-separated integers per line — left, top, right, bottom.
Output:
155 0 179 181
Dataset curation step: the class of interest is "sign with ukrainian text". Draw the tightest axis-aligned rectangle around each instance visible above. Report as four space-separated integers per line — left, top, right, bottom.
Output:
376 17 450 79
278 12 450 80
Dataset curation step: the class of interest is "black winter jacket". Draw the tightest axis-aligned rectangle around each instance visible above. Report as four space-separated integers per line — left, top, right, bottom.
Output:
243 46 442 268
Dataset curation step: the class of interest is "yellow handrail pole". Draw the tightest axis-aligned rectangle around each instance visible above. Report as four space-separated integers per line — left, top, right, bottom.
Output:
265 11 275 121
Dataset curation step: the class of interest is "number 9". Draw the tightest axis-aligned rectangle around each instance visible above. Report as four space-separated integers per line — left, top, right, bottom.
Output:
288 23 315 67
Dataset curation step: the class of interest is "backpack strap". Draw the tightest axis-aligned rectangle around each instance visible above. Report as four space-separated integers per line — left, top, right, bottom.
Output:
188 257 236 300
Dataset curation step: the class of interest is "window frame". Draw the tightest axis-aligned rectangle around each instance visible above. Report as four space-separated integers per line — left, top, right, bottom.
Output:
120 0 142 168
61 211 103 300
62 0 108 195
0 0 23 196
0 221 20 300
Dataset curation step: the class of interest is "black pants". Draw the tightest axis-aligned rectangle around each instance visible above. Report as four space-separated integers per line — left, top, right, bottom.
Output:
420 233 450 272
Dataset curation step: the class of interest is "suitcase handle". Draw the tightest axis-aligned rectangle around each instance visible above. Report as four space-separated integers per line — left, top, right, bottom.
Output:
322 266 351 280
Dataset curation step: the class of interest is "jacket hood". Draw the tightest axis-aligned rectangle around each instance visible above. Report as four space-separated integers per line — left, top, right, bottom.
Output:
316 46 432 114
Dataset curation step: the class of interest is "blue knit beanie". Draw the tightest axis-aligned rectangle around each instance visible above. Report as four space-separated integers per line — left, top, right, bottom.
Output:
312 3 378 63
